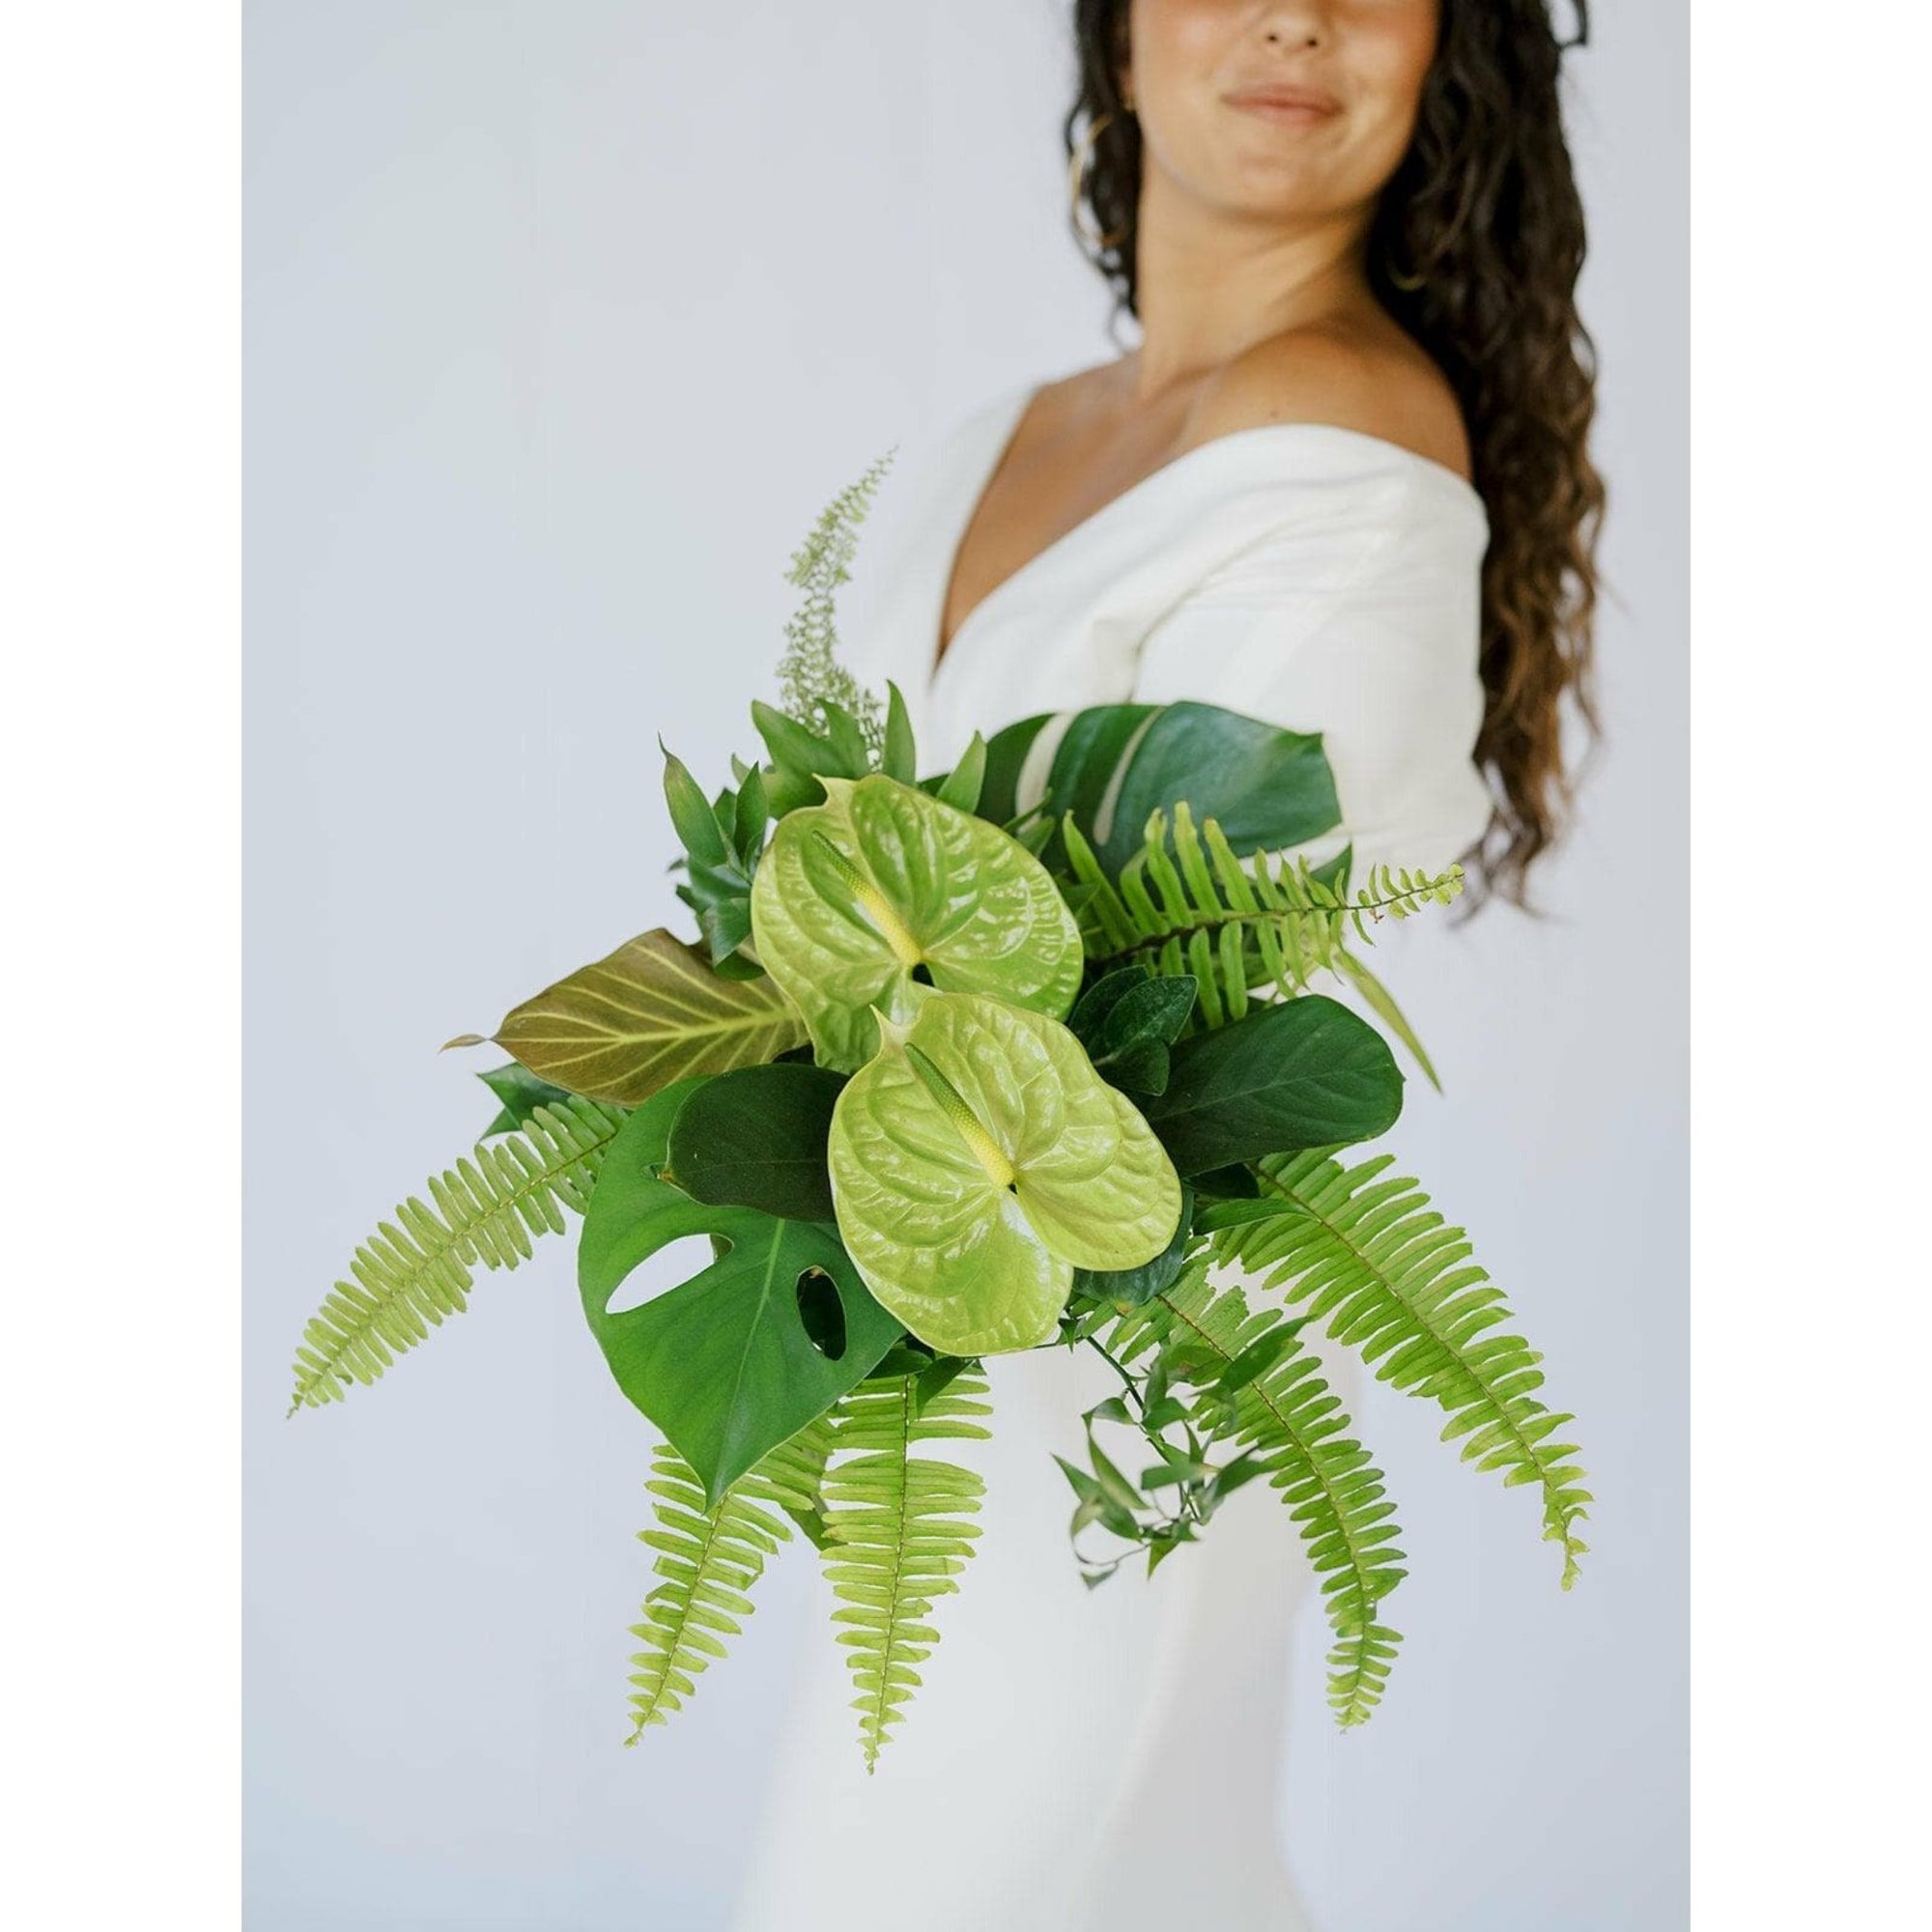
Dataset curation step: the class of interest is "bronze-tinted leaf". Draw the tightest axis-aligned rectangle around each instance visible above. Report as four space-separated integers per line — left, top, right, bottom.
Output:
489 927 807 1104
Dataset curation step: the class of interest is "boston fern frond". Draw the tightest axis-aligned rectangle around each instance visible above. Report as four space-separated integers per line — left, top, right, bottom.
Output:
1062 805 1461 1062
1115 1263 1407 1725
1208 1149 1591 1587
626 1417 837 1740
820 1365 991 1771
288 1096 626 1413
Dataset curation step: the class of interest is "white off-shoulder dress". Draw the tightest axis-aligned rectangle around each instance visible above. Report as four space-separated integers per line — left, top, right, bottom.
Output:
729 374 1494 1932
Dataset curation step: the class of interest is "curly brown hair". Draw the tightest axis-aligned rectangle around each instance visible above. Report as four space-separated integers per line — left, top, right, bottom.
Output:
1067 1 1605 920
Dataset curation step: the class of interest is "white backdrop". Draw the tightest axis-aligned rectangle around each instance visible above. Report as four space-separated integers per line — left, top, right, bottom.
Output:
244 3 1686 1925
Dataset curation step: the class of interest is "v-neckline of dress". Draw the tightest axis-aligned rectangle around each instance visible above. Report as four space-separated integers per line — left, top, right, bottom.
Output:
927 379 1487 685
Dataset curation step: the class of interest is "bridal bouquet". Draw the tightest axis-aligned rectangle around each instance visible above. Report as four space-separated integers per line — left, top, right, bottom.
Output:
293 467 1587 1769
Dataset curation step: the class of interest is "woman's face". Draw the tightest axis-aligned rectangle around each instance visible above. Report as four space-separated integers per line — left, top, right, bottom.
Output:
1123 1 1441 225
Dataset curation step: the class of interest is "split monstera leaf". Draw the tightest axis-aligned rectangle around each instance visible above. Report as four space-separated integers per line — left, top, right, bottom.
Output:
579 1075 904 1505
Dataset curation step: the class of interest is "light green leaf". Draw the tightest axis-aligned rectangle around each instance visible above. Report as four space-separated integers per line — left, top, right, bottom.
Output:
827 991 1182 1355
934 732 987 815
881 681 918 782
1333 944 1442 1092
749 773 1083 1071
483 927 808 1105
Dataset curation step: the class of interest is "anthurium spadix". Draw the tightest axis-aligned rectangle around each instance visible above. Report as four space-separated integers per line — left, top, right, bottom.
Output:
827 990 1183 1355
749 773 1083 1072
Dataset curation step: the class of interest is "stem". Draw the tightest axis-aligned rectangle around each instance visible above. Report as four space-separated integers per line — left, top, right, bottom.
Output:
1085 1334 1146 1419
1083 1335 1205 1527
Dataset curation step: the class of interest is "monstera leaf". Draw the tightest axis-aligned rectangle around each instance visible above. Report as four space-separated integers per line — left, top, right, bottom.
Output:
750 773 1083 1072
579 1079 901 1504
826 991 1182 1355
980 699 1344 874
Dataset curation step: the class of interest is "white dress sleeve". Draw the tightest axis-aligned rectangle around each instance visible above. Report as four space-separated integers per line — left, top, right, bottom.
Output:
1127 462 1495 885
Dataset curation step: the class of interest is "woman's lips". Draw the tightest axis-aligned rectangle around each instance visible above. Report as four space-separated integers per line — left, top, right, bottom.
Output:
1222 87 1341 127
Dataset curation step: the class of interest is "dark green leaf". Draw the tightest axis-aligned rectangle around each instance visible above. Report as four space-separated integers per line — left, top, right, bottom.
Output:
1037 704 1157 865
821 702 870 777
867 1344 939 1381
990 700 1341 874
1101 976 1199 1056
1090 975 1199 1094
1083 1437 1146 1522
1145 1526 1197 1577
1191 1162 1261 1200
1100 1039 1172 1095
1071 970 1196 1096
696 895 753 963
1089 702 1341 872
1309 841 1352 895
476 1063 576 1137
751 699 839 776
977 712 1053 824
763 763 825 816
731 765 770 861
1192 1194 1312 1234
1069 965 1153 1048
913 1353 973 1417
750 701 838 814
1141 995 1403 1175
664 1062 845 1222
1215 1326 1297 1395
708 948 768 982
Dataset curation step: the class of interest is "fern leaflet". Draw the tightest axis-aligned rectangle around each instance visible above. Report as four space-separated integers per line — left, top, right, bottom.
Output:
626 1417 837 1739
1063 804 1460 1055
288 1096 626 1412
1114 1262 1407 1724
820 1365 990 1771
1207 1148 1591 1586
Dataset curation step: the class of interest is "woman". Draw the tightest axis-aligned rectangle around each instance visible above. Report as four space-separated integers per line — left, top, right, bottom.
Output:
732 5 1601 1927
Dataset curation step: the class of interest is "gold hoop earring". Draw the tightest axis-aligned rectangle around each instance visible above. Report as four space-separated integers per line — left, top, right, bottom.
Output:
1069 111 1131 252
1384 247 1429 293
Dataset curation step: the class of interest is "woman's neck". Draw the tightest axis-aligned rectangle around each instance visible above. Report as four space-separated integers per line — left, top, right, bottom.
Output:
1127 175 1378 402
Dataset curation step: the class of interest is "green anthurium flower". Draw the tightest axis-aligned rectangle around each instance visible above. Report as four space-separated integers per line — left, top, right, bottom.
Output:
749 772 1084 1072
826 990 1183 1355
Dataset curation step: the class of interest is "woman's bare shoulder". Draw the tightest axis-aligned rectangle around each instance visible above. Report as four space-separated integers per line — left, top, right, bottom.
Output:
1179 324 1473 482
